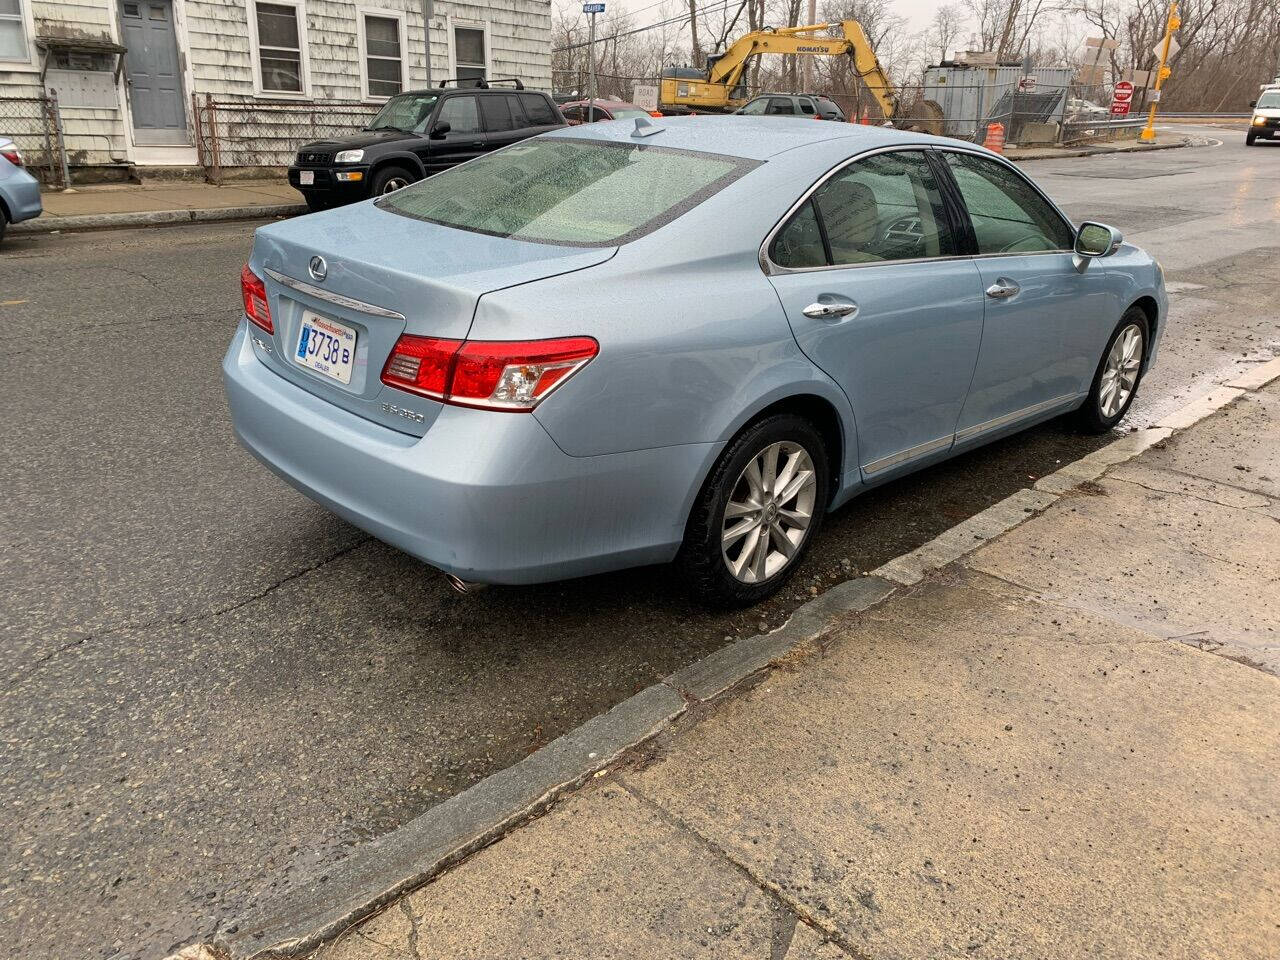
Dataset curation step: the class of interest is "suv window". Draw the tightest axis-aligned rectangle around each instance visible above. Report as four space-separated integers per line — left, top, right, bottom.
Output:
561 104 583 123
767 97 795 115
437 95 482 135
943 151 1073 254
480 94 514 132
521 94 558 126
739 98 768 115
379 139 758 246
771 150 954 267
798 99 816 115
367 92 439 133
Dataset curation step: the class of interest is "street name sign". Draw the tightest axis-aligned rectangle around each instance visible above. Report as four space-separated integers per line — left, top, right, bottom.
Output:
583 2 605 11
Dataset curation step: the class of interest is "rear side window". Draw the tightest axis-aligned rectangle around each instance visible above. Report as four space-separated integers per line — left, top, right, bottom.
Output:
520 94 559 126
767 97 795 115
480 94 514 132
561 104 583 123
770 149 954 268
799 100 816 115
378 138 758 246
437 95 481 134
943 152 1073 254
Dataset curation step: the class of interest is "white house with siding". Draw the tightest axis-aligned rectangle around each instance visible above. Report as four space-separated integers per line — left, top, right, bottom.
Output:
0 0 551 171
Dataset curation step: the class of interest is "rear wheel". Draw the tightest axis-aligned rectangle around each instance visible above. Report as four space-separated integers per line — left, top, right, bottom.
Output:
1076 308 1149 433
678 414 829 606
0 208 7 244
371 165 415 196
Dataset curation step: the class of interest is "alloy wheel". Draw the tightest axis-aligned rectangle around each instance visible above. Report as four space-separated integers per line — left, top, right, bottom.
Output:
721 441 817 583
381 177 409 194
1099 323 1144 419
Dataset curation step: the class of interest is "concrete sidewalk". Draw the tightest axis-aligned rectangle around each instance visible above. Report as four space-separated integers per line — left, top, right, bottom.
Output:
312 372 1280 960
13 179 303 233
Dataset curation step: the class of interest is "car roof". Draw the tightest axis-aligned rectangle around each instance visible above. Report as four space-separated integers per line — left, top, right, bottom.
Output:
562 99 646 110
396 86 539 97
548 114 954 161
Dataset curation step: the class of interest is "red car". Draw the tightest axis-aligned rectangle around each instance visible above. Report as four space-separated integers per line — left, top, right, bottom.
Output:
559 99 662 124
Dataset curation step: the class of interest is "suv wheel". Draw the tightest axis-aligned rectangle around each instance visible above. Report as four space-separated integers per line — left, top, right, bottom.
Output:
678 414 829 606
372 166 415 195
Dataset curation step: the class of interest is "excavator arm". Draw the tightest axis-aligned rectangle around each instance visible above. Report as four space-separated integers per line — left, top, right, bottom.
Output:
659 21 898 118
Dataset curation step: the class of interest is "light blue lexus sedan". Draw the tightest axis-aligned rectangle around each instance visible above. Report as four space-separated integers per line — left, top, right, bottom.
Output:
224 117 1165 604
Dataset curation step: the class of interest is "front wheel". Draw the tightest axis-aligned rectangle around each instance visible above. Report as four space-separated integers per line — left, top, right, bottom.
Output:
303 193 331 213
1246 131 1257 146
677 414 829 606
1076 309 1149 433
370 165 415 196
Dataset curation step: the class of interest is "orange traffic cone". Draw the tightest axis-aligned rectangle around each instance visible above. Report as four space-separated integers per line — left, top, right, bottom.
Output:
982 122 1006 153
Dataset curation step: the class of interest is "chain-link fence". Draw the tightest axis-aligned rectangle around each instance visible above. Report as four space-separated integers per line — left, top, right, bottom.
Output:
193 95 379 183
0 92 69 188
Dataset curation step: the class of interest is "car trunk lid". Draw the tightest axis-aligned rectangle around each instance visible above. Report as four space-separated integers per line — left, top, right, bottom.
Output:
248 201 615 435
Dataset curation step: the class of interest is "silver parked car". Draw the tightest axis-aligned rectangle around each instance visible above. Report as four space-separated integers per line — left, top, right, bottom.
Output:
224 117 1165 604
0 137 42 243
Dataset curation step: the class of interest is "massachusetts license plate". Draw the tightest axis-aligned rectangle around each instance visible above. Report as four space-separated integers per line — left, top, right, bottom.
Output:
295 311 356 384
300 170 315 185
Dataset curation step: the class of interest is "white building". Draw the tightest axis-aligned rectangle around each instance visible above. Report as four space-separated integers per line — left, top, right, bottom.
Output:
0 0 552 172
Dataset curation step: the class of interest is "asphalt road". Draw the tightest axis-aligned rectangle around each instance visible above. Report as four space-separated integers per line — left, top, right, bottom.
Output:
2 125 1277 960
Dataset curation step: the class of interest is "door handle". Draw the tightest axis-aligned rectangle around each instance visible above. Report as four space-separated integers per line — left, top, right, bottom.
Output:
985 278 1020 299
468 140 484 147
802 296 858 320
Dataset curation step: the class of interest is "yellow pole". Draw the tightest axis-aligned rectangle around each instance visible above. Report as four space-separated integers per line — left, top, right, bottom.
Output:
1139 0 1180 142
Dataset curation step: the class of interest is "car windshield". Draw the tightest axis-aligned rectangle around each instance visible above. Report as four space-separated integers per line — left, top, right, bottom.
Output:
610 108 651 119
377 138 757 246
1257 91 1280 109
366 93 440 133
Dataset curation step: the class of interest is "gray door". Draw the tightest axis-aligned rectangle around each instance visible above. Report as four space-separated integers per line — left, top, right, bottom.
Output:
120 0 188 144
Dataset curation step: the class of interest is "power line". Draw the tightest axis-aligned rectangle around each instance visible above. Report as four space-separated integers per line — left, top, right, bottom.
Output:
553 0 743 54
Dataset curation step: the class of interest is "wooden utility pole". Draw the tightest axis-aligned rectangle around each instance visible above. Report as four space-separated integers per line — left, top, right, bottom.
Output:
689 0 701 67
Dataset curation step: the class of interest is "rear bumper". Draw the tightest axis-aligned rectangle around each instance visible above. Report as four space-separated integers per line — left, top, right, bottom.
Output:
223 323 717 584
0 168 42 223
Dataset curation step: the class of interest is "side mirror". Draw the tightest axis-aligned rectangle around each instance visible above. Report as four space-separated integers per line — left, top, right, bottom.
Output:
429 120 451 140
1249 99 1257 108
1074 221 1122 270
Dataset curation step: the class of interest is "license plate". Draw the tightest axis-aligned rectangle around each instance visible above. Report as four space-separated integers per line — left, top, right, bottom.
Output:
295 311 356 384
300 170 315 185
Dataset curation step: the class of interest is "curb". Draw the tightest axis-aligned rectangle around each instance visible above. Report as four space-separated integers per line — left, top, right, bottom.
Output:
10 202 305 235
1006 137 1190 162
197 352 1280 960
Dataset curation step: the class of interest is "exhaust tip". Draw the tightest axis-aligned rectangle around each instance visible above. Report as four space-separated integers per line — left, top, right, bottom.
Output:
445 573 488 595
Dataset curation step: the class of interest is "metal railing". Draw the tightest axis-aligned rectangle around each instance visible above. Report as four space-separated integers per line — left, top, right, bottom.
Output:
193 94 379 183
0 92 69 189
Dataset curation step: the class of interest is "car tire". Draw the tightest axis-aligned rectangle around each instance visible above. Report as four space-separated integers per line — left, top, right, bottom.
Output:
677 413 829 607
1245 131 1257 145
0 208 7 244
1076 308 1150 434
370 165 416 196
303 194 331 213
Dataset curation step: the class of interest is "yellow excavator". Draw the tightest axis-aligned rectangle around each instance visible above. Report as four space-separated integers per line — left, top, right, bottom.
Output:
659 20 917 123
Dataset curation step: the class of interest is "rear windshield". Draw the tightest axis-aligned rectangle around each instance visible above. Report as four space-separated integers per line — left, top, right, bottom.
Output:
376 138 758 246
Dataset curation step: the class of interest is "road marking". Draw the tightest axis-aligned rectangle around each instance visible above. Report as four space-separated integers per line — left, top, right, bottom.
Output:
1 299 29 306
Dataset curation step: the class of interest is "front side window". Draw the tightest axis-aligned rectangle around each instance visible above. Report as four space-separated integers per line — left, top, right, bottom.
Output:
436 94 481 135
378 139 758 246
943 151 1073 254
739 98 768 115
453 25 485 86
561 104 583 123
770 150 954 268
0 0 27 61
255 2 303 93
362 14 403 99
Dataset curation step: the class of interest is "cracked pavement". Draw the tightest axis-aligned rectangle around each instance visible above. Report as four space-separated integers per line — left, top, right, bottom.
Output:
2 126 1278 960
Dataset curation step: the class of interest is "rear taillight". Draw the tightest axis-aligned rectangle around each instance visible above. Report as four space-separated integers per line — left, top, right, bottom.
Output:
240 264 273 333
1 147 22 167
381 335 598 412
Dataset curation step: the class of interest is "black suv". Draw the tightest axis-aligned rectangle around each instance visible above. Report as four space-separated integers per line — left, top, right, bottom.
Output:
289 81 565 210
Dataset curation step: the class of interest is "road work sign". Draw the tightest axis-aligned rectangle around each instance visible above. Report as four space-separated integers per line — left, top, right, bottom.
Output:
1018 76 1037 92
1110 80 1135 116
631 84 659 111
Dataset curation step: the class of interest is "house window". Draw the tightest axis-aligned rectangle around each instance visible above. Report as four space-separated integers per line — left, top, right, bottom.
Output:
453 25 486 86
361 12 403 99
255 2 304 93
0 0 29 62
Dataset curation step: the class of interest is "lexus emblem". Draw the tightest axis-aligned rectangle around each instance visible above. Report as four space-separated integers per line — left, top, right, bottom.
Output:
308 255 327 282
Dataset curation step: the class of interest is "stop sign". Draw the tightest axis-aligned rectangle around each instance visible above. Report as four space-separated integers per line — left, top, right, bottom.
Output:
1110 80 1135 116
